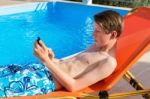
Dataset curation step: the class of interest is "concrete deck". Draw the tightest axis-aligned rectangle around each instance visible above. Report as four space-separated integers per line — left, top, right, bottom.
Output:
0 0 26 6
0 0 50 6
0 1 150 99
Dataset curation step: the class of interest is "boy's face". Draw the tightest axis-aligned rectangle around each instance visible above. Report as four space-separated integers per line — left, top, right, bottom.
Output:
93 22 112 47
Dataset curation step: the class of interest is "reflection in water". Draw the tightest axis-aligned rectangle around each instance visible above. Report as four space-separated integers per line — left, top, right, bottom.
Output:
82 17 94 49
52 0 56 13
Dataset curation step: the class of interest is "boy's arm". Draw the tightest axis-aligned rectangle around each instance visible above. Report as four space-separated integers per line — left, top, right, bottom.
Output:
43 57 116 92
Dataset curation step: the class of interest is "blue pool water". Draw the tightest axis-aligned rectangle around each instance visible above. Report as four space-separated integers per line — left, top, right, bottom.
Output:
0 2 129 65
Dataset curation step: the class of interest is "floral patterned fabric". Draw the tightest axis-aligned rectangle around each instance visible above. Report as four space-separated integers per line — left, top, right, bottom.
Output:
0 63 56 98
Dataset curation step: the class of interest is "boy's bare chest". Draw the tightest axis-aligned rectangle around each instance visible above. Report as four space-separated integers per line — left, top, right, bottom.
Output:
60 51 108 77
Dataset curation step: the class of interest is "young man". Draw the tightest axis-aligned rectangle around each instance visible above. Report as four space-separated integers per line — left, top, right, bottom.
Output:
0 10 123 98
34 10 123 92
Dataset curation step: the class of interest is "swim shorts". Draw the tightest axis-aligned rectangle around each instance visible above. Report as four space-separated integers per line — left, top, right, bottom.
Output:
0 63 56 98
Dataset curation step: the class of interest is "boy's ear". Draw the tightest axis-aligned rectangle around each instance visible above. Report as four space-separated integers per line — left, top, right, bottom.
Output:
111 31 117 39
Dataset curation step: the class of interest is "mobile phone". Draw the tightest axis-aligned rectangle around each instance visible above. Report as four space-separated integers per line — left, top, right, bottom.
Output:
37 37 41 46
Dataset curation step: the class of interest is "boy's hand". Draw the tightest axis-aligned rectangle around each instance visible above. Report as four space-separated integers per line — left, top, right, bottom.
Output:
34 40 51 64
47 48 55 60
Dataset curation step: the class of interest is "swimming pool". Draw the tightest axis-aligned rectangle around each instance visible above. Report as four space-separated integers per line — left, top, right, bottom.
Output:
0 1 130 65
